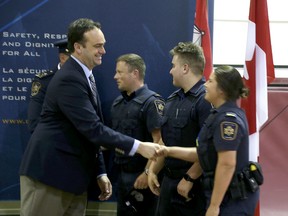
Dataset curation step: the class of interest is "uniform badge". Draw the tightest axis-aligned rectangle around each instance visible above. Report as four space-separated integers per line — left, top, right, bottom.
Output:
154 100 165 115
31 82 41 96
220 121 238 140
35 70 54 78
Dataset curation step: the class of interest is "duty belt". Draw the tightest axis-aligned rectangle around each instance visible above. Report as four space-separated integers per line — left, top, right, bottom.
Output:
164 166 188 179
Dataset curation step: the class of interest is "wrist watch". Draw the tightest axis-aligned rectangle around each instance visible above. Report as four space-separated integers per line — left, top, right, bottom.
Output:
183 173 196 183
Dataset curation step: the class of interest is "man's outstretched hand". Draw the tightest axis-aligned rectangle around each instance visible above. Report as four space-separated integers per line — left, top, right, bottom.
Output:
136 142 163 160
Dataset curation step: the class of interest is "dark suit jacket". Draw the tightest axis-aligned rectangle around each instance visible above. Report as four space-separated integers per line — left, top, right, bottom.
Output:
20 57 135 195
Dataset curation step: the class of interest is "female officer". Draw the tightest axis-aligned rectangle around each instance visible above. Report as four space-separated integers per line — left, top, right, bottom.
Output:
159 65 260 216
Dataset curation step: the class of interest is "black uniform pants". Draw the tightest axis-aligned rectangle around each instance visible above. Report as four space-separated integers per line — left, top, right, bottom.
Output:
156 175 206 216
117 169 157 216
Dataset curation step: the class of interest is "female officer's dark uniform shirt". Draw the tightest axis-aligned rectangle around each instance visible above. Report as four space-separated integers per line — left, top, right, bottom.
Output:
197 102 260 215
197 101 249 175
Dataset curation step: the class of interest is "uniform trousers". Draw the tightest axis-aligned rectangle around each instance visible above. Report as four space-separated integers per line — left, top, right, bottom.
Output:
116 169 157 216
20 176 87 216
156 175 206 216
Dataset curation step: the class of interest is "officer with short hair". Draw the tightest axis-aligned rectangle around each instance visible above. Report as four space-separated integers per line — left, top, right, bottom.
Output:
148 42 212 216
111 53 165 216
27 39 70 133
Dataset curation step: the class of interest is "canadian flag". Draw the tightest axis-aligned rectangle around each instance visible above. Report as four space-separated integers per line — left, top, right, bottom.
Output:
241 0 275 162
193 0 213 80
241 1 275 214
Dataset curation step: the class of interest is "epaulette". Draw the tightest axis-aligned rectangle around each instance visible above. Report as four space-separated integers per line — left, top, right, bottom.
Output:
35 70 55 79
112 95 124 106
166 89 180 101
225 112 236 117
193 84 206 97
133 90 156 104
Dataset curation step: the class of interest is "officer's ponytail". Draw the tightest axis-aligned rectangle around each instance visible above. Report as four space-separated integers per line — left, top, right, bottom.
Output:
214 65 249 101
239 87 249 99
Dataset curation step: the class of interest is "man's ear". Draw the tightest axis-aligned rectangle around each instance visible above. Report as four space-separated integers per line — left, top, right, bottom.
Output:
183 64 189 74
74 42 82 55
132 69 139 77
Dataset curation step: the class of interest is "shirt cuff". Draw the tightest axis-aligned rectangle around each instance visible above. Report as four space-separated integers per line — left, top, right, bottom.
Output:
97 173 107 179
129 139 140 156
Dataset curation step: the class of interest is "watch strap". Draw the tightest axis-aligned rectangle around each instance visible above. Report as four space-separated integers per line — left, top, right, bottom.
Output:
183 173 196 183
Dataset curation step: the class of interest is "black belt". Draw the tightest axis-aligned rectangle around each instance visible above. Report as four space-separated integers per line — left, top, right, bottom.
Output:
164 166 187 179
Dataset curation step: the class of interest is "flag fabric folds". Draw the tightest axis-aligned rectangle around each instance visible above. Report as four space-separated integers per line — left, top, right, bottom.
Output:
193 0 213 79
242 1 275 215
241 0 275 162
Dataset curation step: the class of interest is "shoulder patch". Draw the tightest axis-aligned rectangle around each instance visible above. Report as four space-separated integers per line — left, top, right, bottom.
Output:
35 70 54 79
31 82 41 96
154 99 165 115
220 121 238 140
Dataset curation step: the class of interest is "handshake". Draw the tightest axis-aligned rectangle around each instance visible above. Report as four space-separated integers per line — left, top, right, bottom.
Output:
137 142 198 162
136 142 169 160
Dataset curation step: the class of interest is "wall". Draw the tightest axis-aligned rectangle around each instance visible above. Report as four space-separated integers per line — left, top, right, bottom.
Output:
260 86 288 216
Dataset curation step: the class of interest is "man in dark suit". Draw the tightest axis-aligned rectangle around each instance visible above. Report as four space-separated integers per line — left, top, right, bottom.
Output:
27 39 70 133
19 18 161 216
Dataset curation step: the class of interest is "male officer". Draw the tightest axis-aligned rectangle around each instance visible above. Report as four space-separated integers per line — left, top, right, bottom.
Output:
148 42 212 216
27 39 70 133
111 53 164 216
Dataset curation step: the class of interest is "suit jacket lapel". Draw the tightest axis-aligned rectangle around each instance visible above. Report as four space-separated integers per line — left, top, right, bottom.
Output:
69 58 104 122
